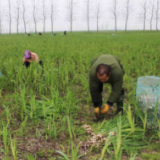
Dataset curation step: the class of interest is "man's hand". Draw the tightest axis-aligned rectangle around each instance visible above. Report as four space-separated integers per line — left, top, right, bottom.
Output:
25 59 31 62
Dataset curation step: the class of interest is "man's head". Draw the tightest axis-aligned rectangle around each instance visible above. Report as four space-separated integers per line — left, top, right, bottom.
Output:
24 50 31 59
96 64 111 82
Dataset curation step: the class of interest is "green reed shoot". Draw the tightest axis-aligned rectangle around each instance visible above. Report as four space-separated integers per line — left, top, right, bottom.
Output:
129 152 137 160
126 105 135 133
56 150 70 160
3 105 11 125
20 85 26 120
57 140 82 160
19 117 28 138
67 116 76 139
113 116 122 160
2 124 9 154
10 135 17 160
30 95 36 119
158 120 160 141
27 154 37 160
100 133 112 160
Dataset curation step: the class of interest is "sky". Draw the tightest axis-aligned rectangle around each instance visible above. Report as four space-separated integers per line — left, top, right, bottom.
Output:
0 0 159 33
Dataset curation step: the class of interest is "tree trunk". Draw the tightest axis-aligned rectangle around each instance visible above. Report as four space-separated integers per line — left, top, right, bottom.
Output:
115 14 117 31
17 19 19 34
150 5 154 31
87 0 90 31
156 0 159 31
125 16 128 31
156 18 158 31
97 19 98 32
70 19 72 32
0 18 2 34
33 18 37 34
143 11 146 31
23 19 27 34
22 0 27 34
43 19 45 33
8 0 12 34
51 18 53 33
0 10 2 34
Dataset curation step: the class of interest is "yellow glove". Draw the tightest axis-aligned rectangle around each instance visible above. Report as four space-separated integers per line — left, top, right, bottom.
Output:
100 104 110 114
94 107 100 119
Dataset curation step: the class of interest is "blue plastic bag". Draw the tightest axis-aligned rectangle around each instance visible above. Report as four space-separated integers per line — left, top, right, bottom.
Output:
0 71 3 76
136 76 160 125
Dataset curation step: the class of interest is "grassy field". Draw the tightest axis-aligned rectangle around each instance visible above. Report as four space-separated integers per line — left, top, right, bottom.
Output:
0 31 160 160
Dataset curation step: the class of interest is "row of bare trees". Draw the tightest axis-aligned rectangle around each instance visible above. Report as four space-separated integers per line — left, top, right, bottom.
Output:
0 0 160 34
70 0 159 32
140 0 160 31
31 0 57 34
0 0 57 34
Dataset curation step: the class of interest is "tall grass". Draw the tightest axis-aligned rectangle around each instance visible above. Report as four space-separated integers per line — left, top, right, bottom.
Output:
0 32 160 159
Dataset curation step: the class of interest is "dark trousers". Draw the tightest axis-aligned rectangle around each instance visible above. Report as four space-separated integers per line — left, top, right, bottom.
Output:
24 60 43 68
116 89 125 114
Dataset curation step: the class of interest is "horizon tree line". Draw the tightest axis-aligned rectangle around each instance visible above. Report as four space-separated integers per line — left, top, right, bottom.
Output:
0 0 159 34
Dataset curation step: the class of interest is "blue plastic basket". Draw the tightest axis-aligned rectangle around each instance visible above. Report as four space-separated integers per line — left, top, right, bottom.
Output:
136 76 160 123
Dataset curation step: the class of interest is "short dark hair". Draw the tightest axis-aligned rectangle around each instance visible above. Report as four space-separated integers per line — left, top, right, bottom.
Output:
96 64 111 76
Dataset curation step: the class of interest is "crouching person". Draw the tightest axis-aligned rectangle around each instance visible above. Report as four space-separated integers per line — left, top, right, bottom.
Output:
23 50 43 68
89 54 125 121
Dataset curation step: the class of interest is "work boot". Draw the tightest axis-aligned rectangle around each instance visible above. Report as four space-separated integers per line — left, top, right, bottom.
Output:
93 116 100 122
116 102 123 115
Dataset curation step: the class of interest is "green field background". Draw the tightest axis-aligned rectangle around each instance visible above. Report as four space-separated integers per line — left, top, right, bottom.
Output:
0 32 160 160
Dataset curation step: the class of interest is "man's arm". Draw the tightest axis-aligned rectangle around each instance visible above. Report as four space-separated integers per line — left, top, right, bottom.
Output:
107 79 123 104
89 75 103 107
31 52 39 62
23 57 26 63
23 58 31 63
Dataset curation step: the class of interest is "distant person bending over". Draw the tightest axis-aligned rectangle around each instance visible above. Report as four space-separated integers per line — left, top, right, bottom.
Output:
64 31 67 35
23 50 43 68
89 54 125 121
